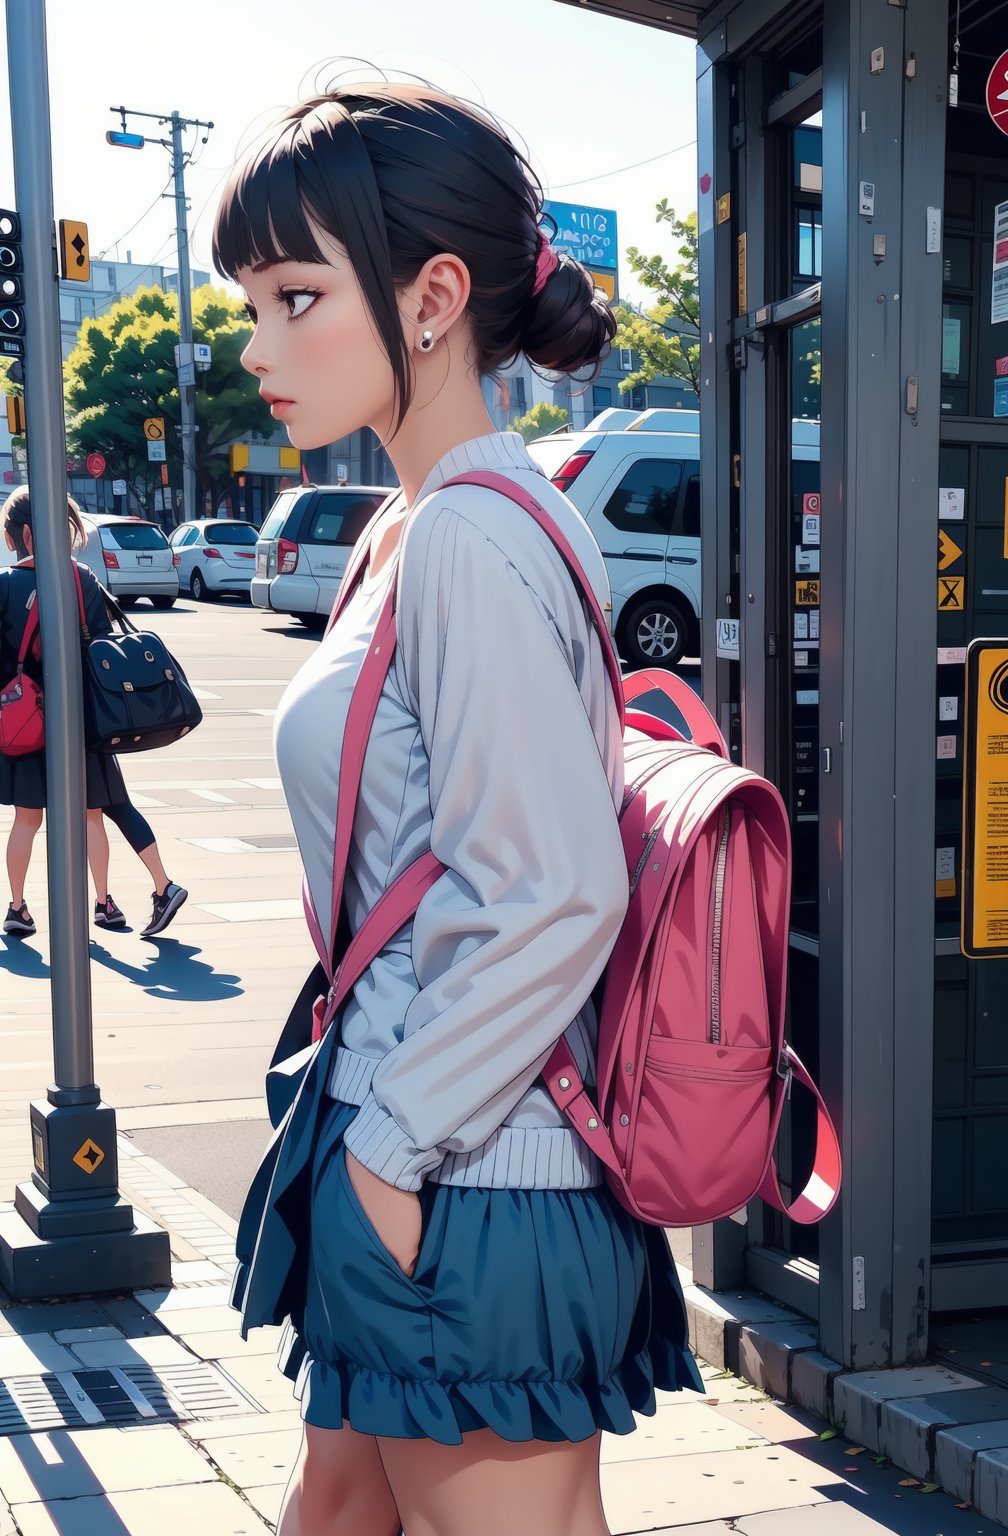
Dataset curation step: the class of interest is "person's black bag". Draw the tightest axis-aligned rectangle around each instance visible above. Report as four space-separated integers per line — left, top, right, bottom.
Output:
82 589 202 754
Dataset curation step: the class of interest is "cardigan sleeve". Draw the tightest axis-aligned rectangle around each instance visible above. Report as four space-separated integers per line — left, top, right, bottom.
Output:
340 503 628 1191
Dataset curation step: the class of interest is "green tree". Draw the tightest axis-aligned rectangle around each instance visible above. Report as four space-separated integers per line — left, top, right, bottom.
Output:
64 284 273 519
612 202 700 399
508 400 569 444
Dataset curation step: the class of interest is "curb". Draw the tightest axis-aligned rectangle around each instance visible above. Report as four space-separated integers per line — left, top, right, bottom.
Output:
684 1284 1008 1525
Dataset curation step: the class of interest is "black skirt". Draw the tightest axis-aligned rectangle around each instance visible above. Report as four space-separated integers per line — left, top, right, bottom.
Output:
0 745 127 810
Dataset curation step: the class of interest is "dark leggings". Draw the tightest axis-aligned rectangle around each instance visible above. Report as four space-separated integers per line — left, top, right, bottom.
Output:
103 799 156 856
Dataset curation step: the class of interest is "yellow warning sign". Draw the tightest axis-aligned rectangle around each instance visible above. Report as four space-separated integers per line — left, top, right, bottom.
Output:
58 219 90 283
72 1138 105 1175
938 530 964 572
939 576 965 611
143 417 166 441
962 641 1008 956
795 579 820 606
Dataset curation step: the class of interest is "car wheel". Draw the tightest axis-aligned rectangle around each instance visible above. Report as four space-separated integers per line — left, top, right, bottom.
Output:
190 570 211 602
295 612 326 632
150 595 176 610
621 594 689 669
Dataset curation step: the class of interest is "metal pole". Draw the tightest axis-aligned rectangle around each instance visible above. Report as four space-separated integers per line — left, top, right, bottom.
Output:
6 0 95 1103
171 112 198 521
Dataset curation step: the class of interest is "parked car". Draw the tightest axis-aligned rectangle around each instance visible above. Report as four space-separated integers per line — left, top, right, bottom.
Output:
528 408 819 669
77 515 179 609
169 518 259 601
252 484 391 628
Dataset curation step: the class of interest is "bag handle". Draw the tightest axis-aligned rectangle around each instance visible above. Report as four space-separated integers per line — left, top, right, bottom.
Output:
622 671 727 757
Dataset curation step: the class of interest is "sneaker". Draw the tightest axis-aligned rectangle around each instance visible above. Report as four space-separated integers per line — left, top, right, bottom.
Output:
141 882 188 938
3 902 36 937
94 895 127 929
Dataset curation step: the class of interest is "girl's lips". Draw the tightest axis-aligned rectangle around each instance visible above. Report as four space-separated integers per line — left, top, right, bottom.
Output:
270 400 295 418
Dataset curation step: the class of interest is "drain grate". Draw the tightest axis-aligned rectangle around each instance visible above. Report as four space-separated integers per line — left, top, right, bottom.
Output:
0 1362 261 1434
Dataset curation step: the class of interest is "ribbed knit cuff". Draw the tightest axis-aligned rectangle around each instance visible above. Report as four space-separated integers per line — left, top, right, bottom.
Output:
341 1092 444 1192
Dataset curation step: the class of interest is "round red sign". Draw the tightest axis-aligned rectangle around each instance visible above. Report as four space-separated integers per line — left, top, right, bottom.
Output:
987 50 1008 136
85 452 106 478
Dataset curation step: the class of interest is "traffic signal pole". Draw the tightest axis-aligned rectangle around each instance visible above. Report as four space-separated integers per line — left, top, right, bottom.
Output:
0 0 170 1299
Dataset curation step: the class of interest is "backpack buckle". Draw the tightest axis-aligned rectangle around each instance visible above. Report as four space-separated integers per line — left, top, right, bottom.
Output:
777 1050 794 1100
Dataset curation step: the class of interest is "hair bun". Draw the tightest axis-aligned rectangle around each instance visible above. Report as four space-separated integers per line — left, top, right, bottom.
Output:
522 255 616 375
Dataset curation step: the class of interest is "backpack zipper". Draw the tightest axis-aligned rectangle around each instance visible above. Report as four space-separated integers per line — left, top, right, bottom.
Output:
709 808 731 1044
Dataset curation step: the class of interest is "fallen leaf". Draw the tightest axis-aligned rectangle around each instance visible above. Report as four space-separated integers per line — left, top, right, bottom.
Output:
898 1478 920 1488
955 1500 972 1510
844 1446 868 1456
706 1398 720 1406
819 1429 839 1441
874 1455 891 1468
979 1361 994 1367
920 1482 940 1494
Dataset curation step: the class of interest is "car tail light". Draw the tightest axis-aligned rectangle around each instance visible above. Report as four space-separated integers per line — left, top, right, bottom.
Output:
172 553 181 566
278 537 298 574
551 450 595 493
204 547 222 560
103 550 119 569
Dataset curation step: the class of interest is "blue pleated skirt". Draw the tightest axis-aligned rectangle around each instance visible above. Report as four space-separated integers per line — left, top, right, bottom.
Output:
232 1015 703 1447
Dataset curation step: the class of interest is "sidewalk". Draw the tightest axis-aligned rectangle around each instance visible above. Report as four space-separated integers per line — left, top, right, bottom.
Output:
0 1127 1001 1535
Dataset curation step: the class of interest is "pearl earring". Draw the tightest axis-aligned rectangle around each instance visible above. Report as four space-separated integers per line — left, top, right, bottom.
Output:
419 329 435 352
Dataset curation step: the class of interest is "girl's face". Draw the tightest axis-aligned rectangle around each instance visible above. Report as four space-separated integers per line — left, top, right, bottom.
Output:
237 243 401 451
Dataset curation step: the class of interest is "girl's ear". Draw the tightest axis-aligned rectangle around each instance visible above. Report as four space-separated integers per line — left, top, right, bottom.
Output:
401 252 472 353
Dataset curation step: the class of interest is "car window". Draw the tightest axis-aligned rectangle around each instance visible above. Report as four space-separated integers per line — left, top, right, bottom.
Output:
259 491 299 541
680 474 700 540
204 523 258 545
101 522 169 551
175 527 198 547
600 459 684 536
306 492 385 547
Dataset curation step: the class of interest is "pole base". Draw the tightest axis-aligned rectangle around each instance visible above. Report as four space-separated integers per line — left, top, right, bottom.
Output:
0 1206 171 1301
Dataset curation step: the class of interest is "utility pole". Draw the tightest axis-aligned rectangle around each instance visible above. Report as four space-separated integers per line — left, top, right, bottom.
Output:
107 104 213 521
0 0 169 1298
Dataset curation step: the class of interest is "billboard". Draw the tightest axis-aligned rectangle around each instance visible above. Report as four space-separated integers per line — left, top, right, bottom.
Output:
543 200 619 272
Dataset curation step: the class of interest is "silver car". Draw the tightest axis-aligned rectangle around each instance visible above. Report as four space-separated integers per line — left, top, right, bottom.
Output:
169 518 259 602
252 484 390 629
77 515 179 609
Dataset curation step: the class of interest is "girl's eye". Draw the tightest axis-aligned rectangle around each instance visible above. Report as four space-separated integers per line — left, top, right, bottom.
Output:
244 302 257 324
274 287 320 321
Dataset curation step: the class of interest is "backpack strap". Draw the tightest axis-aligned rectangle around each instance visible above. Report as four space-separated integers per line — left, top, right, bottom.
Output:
623 670 727 758
757 1045 843 1222
12 559 89 670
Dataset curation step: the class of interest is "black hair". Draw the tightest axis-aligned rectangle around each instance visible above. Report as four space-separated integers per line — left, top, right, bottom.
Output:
1 485 86 560
212 82 616 433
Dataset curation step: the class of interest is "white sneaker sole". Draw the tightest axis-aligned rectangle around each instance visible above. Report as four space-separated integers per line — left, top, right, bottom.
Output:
141 887 188 938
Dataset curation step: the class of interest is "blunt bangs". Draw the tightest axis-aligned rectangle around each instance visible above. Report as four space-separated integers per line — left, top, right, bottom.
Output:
212 124 342 280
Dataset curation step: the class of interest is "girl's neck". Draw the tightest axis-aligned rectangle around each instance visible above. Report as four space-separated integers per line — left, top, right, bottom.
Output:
379 343 496 508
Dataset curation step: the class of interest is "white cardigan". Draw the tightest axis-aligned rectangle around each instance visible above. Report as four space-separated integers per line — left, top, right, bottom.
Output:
274 431 628 1192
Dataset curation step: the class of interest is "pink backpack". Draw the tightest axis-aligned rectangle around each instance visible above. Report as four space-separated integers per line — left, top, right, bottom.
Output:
303 471 841 1229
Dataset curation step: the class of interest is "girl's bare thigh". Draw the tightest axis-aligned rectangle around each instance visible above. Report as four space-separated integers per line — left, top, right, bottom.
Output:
277 1422 400 1536
377 1426 610 1536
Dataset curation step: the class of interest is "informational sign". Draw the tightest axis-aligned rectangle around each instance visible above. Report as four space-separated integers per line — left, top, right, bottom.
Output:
938 529 964 570
942 317 962 375
112 479 127 497
962 639 1008 956
803 493 821 517
935 845 956 901
992 199 1008 324
542 201 618 271
939 485 965 521
995 378 1008 418
940 695 960 722
161 462 169 487
937 735 957 759
795 578 820 606
85 452 106 478
795 547 819 574
717 193 731 224
803 513 821 545
939 575 965 611
715 617 740 659
997 356 1008 377
147 439 166 463
986 49 1008 136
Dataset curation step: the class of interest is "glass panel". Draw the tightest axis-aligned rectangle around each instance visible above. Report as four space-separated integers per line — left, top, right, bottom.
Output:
681 474 700 539
941 301 969 384
943 237 972 291
307 492 385 546
945 172 974 224
933 985 968 1109
974 964 1008 1069
793 125 822 187
932 1119 966 1216
259 491 298 541
599 459 683 535
103 522 168 551
792 319 821 421
203 522 258 545
795 207 823 281
972 1118 1008 1211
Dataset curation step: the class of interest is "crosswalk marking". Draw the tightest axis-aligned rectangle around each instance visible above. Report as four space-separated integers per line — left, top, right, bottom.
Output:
188 788 235 804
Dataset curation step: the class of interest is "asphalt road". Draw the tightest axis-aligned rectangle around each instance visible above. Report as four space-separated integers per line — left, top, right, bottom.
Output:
0 590 699 1250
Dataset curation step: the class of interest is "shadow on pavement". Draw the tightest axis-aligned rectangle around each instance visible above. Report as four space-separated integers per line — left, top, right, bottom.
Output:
88 940 243 1004
0 938 51 980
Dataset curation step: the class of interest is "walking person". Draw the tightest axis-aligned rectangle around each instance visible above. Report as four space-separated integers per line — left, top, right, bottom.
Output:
0 487 187 939
216 81 702 1536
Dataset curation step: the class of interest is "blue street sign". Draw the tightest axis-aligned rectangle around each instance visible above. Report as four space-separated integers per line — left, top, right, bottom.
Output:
543 200 619 271
106 131 145 150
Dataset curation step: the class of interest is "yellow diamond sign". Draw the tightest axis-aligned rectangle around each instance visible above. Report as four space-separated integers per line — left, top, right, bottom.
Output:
73 1138 105 1175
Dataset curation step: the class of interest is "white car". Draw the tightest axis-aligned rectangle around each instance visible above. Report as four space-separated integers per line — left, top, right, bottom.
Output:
169 519 259 601
77 515 179 609
529 409 819 668
252 484 391 629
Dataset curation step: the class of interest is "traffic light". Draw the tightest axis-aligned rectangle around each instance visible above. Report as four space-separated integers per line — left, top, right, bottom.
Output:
0 209 24 354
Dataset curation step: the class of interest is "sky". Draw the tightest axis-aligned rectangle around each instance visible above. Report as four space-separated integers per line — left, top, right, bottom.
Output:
0 0 698 308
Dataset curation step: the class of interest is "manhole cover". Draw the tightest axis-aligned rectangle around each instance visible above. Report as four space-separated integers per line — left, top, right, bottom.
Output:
0 1362 261 1434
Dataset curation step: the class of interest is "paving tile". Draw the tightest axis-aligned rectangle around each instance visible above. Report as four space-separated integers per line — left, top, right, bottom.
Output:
52 1327 122 1346
10 1479 274 1534
136 1283 234 1313
710 1399 823 1444
834 1364 981 1450
242 1481 285 1527
217 1354 295 1413
169 1261 228 1284
98 1297 169 1338
196 1427 300 1488
0 1496 15 1536
737 1504 932 1533
684 1287 802 1370
144 1305 243 1336
175 1328 283 1361
879 1387 1008 1480
0 1334 76 1374
601 1403 759 1466
0 1424 215 1503
601 1442 843 1529
935 1418 1008 1503
69 1334 195 1369
184 1409 302 1443
737 1320 819 1401
0 1301 108 1336
791 1349 842 1421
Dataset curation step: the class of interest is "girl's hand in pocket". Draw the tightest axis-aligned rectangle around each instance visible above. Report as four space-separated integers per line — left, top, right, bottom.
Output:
344 1149 423 1275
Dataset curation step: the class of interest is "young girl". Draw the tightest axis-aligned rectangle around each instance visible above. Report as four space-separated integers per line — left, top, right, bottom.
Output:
0 488 187 939
215 81 702 1536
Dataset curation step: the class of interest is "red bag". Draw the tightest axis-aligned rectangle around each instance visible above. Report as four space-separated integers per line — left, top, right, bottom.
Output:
0 562 86 758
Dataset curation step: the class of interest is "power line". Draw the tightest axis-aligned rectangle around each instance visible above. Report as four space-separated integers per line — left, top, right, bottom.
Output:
550 137 697 192
97 172 174 260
